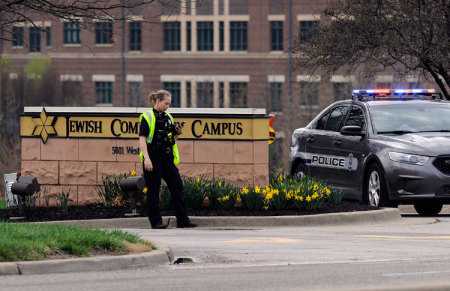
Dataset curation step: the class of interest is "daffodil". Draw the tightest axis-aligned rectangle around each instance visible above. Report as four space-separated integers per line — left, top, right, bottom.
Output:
241 187 249 194
131 170 136 176
306 195 311 202
143 187 148 194
255 186 260 193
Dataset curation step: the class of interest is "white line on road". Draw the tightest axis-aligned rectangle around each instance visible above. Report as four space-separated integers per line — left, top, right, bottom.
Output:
383 270 450 277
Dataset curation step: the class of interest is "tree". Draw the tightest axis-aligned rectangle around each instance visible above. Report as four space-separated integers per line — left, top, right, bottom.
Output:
294 0 450 99
0 0 186 41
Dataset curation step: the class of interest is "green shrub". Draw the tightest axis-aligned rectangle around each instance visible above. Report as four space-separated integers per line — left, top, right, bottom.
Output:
240 187 265 210
96 176 122 207
183 177 207 210
205 179 238 210
159 184 172 210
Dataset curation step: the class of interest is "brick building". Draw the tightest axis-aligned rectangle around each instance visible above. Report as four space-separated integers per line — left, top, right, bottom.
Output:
0 0 431 171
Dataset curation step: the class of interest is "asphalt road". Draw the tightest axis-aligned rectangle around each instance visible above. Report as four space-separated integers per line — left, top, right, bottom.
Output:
3 209 450 291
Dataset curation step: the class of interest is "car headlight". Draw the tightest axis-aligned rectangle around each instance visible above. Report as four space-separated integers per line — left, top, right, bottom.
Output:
388 152 429 166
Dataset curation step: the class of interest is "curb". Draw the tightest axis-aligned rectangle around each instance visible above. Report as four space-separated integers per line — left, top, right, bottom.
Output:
0 241 172 276
0 208 401 276
32 208 401 229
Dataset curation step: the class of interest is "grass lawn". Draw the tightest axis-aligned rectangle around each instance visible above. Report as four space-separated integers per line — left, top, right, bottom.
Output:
0 199 5 209
0 222 154 262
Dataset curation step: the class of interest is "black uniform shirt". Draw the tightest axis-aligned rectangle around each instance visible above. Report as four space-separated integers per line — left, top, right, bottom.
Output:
139 108 173 156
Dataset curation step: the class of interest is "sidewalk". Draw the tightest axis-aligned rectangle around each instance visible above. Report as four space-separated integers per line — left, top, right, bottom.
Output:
0 208 401 276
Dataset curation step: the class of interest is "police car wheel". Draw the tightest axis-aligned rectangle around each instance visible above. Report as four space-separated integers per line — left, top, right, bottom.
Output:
413 201 443 216
365 164 388 207
293 163 308 178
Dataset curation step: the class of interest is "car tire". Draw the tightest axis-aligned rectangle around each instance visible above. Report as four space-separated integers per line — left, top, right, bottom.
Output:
364 164 389 207
293 162 308 178
413 201 443 216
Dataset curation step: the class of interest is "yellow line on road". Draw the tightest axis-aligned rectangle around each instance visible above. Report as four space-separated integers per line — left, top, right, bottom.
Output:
222 237 301 243
359 235 450 239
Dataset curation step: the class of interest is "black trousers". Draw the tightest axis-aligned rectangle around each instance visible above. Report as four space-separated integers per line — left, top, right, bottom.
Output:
142 151 188 226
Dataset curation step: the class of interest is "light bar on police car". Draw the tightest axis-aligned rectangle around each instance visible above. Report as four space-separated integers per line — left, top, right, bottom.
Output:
353 89 435 95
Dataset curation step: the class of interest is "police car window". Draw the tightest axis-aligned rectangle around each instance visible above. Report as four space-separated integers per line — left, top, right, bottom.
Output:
324 106 347 132
344 106 365 128
315 112 330 130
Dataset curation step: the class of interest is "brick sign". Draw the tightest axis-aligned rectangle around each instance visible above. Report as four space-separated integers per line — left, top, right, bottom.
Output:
20 108 268 143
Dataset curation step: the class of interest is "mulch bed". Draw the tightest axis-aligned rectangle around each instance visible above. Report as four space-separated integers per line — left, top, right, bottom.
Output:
0 200 378 222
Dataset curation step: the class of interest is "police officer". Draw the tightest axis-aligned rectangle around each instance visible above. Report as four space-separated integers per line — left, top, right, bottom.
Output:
139 90 197 229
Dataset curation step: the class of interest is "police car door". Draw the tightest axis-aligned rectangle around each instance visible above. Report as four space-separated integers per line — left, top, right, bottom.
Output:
305 105 348 185
332 105 365 193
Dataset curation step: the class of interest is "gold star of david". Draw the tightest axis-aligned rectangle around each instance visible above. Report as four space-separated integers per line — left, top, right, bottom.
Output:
32 108 56 143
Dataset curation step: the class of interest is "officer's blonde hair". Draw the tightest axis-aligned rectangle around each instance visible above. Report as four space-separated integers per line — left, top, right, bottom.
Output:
148 90 171 105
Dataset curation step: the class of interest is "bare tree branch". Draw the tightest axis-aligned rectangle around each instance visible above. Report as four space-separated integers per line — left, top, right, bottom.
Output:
294 0 450 98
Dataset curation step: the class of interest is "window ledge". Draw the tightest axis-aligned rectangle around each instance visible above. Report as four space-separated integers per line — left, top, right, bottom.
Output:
12 46 24 49
95 44 114 47
63 44 82 47
95 103 113 107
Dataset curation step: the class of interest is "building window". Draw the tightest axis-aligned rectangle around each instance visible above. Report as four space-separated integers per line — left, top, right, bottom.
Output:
129 82 142 106
95 82 113 104
197 82 214 108
270 83 283 112
219 21 224 51
197 21 213 51
186 81 192 107
270 21 283 51
230 21 247 51
219 82 224 107
300 82 319 106
186 21 191 51
95 22 113 44
129 21 141 51
333 82 352 101
164 22 181 51
163 82 181 107
186 82 192 107
12 27 24 46
46 27 51 47
29 27 41 52
62 81 83 106
230 82 247 108
299 21 319 43
64 22 81 44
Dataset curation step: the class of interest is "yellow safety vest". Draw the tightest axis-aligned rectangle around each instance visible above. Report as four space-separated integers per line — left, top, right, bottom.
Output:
139 110 180 165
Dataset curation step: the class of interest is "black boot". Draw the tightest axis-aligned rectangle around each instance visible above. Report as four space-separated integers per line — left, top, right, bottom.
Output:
151 222 168 229
177 219 197 228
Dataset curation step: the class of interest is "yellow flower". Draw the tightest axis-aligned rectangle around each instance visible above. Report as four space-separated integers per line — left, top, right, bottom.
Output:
264 206 269 210
265 193 273 200
312 192 319 199
143 187 148 194
218 181 222 187
241 187 249 195
255 186 260 193
306 195 311 202
196 178 201 183
223 195 229 201
131 170 136 176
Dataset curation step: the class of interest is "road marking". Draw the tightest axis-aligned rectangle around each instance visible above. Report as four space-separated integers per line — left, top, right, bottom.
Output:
222 237 301 243
359 235 450 239
383 270 450 277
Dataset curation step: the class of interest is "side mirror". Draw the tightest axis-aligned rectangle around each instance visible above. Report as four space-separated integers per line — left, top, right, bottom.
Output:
340 125 366 137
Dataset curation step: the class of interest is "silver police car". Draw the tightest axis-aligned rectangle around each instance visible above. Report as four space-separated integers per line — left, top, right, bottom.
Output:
289 89 450 215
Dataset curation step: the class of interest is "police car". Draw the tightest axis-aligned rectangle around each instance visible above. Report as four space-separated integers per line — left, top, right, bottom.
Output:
289 89 450 215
